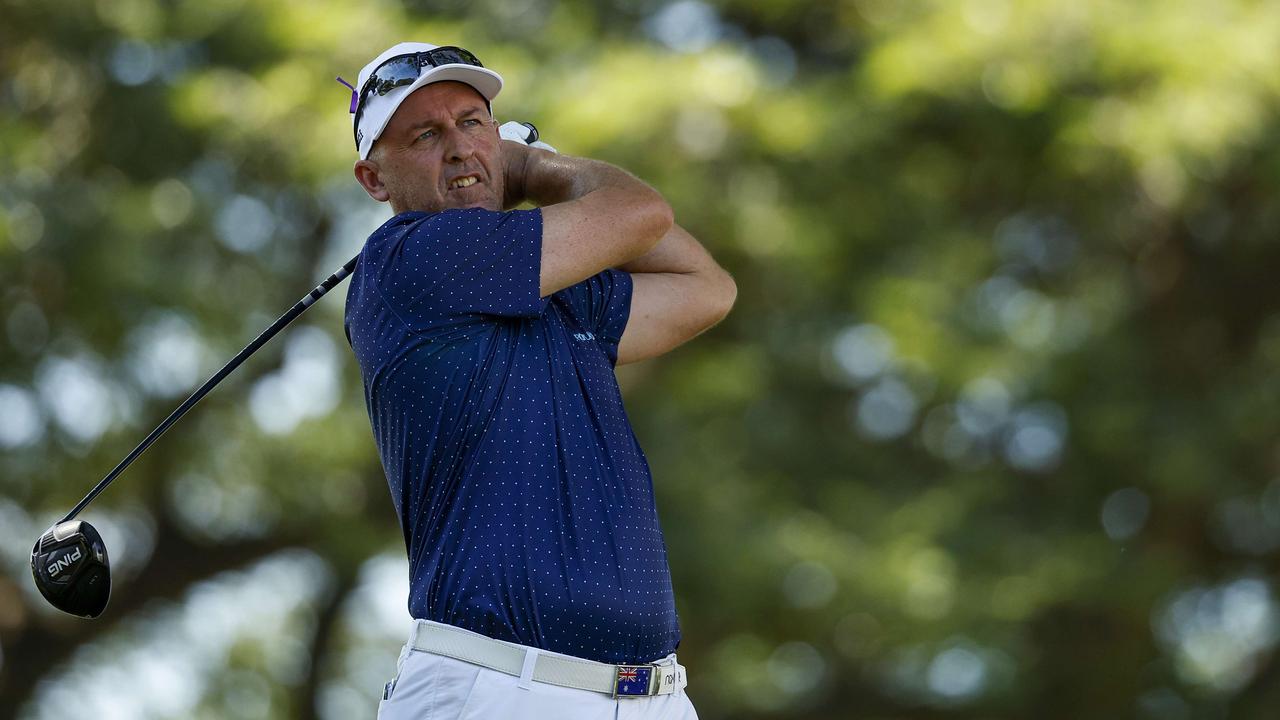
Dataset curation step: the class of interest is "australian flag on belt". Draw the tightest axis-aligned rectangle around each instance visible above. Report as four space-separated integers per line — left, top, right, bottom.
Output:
615 665 654 696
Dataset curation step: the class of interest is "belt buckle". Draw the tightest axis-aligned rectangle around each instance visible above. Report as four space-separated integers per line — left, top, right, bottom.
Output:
613 665 655 698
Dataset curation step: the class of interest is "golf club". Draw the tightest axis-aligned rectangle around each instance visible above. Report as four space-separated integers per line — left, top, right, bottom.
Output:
31 255 359 618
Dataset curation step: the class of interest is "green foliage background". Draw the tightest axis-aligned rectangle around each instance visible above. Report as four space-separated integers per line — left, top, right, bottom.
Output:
3 0 1280 717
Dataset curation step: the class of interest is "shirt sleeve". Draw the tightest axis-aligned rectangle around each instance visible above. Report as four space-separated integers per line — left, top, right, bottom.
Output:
372 208 546 329
559 269 634 365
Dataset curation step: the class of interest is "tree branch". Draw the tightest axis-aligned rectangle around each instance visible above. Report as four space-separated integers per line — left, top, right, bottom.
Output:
296 558 360 719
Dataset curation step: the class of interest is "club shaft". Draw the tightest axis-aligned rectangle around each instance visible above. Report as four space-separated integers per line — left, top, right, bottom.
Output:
61 255 360 523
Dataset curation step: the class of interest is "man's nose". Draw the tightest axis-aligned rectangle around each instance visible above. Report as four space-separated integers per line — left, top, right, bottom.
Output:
443 127 475 162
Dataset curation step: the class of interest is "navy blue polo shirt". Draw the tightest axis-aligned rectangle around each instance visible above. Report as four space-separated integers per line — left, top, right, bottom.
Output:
343 208 680 664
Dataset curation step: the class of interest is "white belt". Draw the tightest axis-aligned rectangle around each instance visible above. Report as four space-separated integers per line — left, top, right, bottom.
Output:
409 621 688 698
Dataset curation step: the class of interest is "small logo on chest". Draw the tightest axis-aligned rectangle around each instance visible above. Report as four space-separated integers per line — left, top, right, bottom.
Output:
572 332 596 342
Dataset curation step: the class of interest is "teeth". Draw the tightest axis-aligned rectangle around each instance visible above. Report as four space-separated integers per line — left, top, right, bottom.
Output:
450 177 478 189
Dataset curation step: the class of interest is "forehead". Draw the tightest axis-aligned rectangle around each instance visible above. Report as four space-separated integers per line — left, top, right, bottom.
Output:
388 81 489 127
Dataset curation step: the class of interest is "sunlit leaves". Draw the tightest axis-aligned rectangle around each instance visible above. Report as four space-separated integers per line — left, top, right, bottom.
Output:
6 0 1280 718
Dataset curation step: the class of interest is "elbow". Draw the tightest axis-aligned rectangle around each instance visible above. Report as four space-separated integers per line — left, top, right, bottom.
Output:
712 269 737 323
609 185 672 258
644 192 675 250
699 267 737 330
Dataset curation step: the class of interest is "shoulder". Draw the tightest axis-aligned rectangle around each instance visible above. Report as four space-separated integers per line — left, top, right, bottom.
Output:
371 209 541 240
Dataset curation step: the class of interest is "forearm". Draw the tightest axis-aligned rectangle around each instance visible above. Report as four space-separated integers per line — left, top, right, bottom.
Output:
619 223 721 277
615 225 737 364
500 141 674 293
505 143 664 209
512 144 729 295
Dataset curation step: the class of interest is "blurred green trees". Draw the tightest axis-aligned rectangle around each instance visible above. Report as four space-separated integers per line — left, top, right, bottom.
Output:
3 0 1280 718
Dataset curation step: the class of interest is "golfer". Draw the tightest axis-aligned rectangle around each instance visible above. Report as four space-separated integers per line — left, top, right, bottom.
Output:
343 41 735 719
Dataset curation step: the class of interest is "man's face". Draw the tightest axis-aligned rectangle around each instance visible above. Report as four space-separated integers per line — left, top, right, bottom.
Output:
355 81 504 214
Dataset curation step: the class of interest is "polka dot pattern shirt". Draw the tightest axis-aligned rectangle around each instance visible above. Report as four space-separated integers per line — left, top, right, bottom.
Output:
344 208 680 664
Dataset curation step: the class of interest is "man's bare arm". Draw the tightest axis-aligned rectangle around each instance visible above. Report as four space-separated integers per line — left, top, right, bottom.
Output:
615 223 736 365
502 143 673 297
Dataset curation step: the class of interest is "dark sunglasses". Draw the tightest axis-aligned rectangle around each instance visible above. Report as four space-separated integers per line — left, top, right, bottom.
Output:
350 46 487 149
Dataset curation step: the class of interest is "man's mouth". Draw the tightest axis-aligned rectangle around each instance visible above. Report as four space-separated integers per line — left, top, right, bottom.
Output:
449 176 480 190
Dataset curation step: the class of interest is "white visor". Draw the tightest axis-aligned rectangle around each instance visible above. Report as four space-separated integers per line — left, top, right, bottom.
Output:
353 42 503 160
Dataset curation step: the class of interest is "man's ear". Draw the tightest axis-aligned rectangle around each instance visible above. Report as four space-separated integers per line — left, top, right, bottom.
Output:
354 159 390 202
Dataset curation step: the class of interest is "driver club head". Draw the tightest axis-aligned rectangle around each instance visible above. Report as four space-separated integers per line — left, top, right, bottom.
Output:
31 520 111 618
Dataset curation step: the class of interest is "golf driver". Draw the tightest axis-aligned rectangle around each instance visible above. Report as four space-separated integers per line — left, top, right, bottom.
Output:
31 255 359 618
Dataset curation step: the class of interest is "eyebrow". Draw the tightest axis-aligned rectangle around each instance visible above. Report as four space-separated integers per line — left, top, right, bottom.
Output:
405 106 487 132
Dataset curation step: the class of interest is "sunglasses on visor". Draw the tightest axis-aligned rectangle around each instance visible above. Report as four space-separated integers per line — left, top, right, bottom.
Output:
350 46 487 149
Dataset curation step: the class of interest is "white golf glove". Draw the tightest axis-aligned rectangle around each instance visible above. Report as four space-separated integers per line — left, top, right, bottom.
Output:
498 121 558 153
